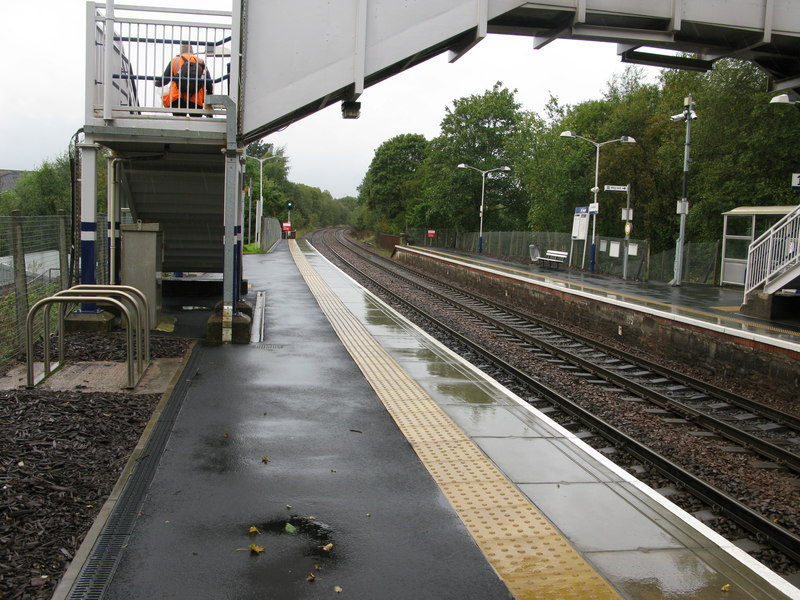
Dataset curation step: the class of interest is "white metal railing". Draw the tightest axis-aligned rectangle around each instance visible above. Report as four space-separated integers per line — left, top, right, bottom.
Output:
744 204 800 297
87 2 233 121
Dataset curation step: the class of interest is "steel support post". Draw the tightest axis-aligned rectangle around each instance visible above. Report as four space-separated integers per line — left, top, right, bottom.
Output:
207 95 241 343
77 141 100 312
671 96 694 287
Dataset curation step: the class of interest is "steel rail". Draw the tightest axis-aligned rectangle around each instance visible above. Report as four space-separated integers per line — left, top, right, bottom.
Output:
334 232 800 471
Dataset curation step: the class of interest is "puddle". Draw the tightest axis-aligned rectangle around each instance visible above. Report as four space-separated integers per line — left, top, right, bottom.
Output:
239 516 342 591
257 515 334 550
250 515 339 560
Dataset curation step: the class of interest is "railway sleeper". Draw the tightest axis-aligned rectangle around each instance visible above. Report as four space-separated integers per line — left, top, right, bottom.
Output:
757 422 786 432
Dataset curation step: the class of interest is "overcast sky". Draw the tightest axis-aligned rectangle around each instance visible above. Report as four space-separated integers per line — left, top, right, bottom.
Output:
1 0 662 198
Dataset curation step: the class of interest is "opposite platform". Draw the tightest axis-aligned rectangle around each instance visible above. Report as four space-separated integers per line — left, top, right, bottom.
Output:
399 246 800 349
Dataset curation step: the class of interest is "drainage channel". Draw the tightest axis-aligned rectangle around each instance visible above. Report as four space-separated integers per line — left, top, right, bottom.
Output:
64 345 204 600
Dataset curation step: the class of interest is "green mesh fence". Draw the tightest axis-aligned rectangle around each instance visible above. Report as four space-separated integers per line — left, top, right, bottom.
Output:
406 228 718 284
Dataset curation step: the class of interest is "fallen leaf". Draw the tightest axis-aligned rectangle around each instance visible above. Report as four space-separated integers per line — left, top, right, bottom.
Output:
285 522 297 533
334 585 343 593
248 526 260 535
314 564 322 570
306 572 316 582
249 544 265 554
721 584 731 592
307 516 316 520
320 543 333 552
223 433 230 438
262 456 271 464
286 504 292 510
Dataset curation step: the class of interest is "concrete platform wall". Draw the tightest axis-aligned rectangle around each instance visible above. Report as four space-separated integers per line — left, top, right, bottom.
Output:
395 249 800 404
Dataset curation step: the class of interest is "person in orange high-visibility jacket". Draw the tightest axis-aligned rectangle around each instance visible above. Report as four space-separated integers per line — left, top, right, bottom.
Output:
155 44 213 116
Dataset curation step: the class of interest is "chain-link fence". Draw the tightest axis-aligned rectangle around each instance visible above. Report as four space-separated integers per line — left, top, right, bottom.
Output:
0 213 72 363
647 241 720 285
407 228 721 284
0 212 119 363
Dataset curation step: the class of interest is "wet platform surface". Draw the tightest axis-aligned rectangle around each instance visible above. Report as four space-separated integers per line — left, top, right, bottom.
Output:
66 242 511 600
58 240 799 600
404 247 800 348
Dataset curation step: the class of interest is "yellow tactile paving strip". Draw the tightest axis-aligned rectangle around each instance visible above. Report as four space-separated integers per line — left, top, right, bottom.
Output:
290 240 621 600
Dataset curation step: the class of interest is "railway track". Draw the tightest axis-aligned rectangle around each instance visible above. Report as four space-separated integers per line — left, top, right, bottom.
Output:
309 227 800 570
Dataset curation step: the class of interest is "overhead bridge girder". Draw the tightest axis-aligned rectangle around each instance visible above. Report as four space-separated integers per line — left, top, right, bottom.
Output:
240 0 800 142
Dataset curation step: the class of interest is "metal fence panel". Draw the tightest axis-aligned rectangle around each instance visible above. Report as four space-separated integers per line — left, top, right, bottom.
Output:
407 229 728 285
261 217 282 250
0 215 72 363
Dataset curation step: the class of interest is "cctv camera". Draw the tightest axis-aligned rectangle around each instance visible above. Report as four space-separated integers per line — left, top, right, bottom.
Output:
670 113 684 122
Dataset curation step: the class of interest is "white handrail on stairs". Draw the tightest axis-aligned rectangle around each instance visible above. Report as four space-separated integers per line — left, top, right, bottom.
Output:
744 204 800 298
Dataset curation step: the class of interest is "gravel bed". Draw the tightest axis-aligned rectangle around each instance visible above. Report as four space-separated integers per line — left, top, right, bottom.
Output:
1 333 192 600
313 230 800 577
20 332 194 365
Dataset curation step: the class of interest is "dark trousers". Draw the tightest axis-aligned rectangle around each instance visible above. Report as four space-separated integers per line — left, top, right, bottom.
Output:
170 98 203 117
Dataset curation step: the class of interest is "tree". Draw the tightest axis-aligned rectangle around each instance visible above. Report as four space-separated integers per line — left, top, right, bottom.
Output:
421 82 525 232
358 133 428 233
243 141 289 242
509 96 588 233
0 150 109 217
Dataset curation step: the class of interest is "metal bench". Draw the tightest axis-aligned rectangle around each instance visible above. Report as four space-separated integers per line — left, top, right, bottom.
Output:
538 250 568 270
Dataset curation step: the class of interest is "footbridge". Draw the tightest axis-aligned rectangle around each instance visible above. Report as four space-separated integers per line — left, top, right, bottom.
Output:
80 0 800 339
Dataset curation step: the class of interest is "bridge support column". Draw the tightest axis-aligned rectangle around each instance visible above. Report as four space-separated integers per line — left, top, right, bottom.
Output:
68 139 114 332
78 141 98 293
207 94 250 344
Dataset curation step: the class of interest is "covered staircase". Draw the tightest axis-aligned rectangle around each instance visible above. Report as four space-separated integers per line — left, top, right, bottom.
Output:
742 205 800 319
83 2 234 277
118 151 225 273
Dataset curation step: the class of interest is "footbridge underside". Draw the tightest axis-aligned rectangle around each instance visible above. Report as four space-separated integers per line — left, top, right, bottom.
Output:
82 0 800 329
241 0 800 141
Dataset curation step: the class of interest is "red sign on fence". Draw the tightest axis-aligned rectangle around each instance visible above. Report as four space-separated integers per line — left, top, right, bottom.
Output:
427 229 436 238
282 222 292 231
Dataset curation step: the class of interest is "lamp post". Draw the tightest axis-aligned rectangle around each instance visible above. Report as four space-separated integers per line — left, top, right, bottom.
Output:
560 131 636 272
246 154 284 248
457 163 511 253
246 179 252 244
669 95 697 286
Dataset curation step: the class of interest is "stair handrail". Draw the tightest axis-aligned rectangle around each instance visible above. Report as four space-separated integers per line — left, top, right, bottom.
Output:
744 204 800 298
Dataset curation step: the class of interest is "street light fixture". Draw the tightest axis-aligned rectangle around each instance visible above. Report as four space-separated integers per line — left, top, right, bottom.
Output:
457 163 511 253
246 153 284 247
669 95 698 287
770 92 799 107
560 131 636 272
